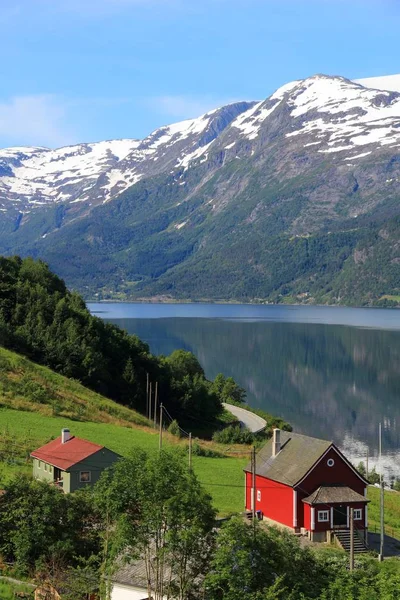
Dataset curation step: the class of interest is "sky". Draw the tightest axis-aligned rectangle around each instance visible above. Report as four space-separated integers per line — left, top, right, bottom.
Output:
1 0 399 148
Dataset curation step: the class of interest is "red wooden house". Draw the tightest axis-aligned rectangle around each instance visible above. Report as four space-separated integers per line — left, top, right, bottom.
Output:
244 429 369 543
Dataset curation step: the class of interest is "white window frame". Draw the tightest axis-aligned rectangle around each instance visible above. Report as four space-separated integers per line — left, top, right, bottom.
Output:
79 471 91 483
318 510 330 522
257 490 261 502
354 508 362 521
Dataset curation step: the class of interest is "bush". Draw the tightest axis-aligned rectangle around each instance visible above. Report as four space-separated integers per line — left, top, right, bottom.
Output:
167 419 181 438
212 425 254 445
190 441 223 458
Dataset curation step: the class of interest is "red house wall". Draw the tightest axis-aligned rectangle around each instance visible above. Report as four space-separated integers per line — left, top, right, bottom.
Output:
297 447 366 496
294 447 366 529
304 503 311 530
245 471 293 528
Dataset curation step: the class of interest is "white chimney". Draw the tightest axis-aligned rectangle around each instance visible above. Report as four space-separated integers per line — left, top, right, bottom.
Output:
272 428 281 457
61 428 71 444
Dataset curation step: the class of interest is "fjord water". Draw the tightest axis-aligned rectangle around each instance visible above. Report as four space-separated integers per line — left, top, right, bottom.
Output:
88 303 400 478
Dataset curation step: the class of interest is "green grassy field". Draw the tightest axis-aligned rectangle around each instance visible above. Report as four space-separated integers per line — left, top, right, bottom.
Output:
367 486 400 540
0 579 34 599
0 406 247 514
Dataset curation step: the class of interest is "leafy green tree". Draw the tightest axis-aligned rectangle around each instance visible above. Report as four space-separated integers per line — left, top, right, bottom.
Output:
94 449 216 600
205 517 325 600
212 373 247 404
0 475 101 576
165 349 205 380
368 467 381 485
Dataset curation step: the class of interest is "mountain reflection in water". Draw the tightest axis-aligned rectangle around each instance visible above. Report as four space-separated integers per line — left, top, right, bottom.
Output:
89 304 400 479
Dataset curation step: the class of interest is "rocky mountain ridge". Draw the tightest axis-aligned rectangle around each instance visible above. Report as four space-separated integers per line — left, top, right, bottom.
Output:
0 74 399 305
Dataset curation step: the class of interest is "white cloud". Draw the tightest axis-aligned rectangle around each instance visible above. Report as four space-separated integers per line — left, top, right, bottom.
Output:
0 94 75 148
149 94 239 120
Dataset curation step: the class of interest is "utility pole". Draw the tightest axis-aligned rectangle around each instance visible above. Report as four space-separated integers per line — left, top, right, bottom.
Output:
366 447 369 480
149 382 152 422
159 403 163 450
154 382 158 429
379 422 385 561
188 432 192 472
146 373 149 419
251 446 256 520
349 507 354 571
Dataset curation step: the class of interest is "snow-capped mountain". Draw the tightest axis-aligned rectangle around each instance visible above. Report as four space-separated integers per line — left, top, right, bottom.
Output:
0 102 253 214
1 74 400 306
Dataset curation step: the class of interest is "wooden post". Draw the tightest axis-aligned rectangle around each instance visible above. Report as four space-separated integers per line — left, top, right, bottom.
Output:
189 432 192 472
146 373 149 419
379 422 385 561
159 403 163 450
154 382 158 429
252 446 256 520
149 382 152 422
349 507 354 571
366 447 369 480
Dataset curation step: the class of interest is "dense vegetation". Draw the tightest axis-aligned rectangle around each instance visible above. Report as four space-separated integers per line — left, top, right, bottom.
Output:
0 256 251 432
0 345 149 427
1 451 400 600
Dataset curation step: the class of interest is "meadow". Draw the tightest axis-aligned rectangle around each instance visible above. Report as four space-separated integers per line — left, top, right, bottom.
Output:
0 346 398 521
0 578 34 599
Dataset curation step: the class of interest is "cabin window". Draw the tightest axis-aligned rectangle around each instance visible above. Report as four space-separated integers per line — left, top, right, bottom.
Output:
44 463 48 472
327 458 335 467
38 461 42 469
354 509 362 520
80 471 91 483
318 510 329 522
257 490 261 502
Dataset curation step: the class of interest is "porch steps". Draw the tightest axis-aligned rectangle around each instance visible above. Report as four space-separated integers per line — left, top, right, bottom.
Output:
334 529 369 554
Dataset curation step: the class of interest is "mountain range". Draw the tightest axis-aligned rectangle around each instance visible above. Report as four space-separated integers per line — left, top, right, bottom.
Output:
1 74 400 305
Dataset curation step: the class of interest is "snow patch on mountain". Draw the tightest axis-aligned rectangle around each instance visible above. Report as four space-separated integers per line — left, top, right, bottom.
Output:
355 74 400 94
286 75 400 152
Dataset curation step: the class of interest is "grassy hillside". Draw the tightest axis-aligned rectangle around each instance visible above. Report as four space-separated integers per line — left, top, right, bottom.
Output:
0 345 248 514
0 405 247 515
0 345 150 427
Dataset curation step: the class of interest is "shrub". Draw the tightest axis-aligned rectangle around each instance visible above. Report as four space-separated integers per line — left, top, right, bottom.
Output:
168 419 181 438
212 425 254 445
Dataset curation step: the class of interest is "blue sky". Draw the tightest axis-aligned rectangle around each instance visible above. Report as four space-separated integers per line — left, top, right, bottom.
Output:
1 0 399 148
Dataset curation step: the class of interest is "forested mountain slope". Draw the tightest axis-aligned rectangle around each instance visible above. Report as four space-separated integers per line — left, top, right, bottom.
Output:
0 256 241 431
0 75 399 305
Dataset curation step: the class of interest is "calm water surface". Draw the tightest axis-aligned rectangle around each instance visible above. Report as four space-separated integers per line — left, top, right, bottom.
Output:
88 303 400 478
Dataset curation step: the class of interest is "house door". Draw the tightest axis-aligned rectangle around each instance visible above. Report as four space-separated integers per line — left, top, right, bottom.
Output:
333 505 347 527
54 467 62 482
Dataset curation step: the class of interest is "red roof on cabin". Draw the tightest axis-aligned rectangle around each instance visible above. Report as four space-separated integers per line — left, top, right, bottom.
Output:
31 436 104 471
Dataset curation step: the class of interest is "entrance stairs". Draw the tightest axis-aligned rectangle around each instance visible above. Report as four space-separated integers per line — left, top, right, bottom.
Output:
334 529 369 553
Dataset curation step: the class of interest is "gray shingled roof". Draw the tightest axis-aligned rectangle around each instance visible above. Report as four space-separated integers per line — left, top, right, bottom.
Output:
302 485 370 505
113 557 173 589
244 431 332 486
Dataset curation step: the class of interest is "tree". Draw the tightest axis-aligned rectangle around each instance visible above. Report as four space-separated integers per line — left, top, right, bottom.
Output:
165 350 205 380
212 373 246 404
205 517 325 600
0 475 101 576
94 449 216 600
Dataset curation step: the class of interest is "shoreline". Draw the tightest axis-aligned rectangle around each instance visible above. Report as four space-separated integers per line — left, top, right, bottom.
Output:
86 298 400 310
